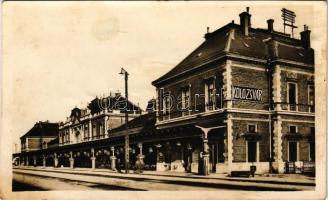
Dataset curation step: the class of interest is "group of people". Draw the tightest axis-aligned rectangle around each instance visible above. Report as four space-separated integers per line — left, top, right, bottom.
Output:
116 157 144 174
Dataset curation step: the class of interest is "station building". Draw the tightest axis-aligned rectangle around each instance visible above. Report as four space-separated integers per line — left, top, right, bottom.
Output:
13 8 315 175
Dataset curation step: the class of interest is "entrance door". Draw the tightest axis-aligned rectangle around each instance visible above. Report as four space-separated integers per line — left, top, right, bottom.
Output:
247 141 257 162
289 141 297 162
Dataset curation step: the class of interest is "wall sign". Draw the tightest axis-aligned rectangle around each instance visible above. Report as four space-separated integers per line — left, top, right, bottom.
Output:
232 86 263 101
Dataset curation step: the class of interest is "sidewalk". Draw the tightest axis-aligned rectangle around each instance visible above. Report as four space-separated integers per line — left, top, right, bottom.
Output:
13 166 315 190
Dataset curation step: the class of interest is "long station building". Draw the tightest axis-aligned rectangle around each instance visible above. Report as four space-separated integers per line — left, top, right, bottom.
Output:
13 7 315 175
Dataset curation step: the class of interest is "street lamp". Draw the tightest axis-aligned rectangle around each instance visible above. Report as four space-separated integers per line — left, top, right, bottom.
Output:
119 67 129 173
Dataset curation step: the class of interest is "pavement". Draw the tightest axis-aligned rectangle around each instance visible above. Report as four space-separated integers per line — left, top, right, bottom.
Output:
12 166 315 191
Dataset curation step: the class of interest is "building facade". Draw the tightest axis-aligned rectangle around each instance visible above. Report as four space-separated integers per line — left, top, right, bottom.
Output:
151 7 315 175
58 93 142 146
19 121 59 166
13 7 315 176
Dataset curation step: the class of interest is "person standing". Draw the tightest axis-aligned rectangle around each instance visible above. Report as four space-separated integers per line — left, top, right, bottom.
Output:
117 157 122 173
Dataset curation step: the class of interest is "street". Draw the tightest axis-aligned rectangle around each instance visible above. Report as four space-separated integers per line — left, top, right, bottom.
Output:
13 167 315 191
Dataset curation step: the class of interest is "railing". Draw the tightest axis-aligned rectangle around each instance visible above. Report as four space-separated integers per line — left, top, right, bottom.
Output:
285 161 315 175
285 162 296 174
302 161 315 175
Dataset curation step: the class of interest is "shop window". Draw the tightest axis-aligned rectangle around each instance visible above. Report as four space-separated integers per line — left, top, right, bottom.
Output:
287 82 297 111
247 141 257 162
308 85 315 112
288 141 297 162
205 81 215 111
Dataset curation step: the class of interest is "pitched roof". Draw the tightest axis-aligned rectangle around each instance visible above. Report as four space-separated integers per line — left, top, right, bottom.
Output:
109 112 156 134
152 23 314 86
20 122 59 139
88 95 142 115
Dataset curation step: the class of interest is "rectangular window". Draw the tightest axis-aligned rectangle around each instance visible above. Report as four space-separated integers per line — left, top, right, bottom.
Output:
248 124 257 133
288 82 297 111
289 125 297 134
308 85 315 112
99 123 103 137
84 125 88 140
247 141 257 162
162 91 171 120
92 125 96 138
205 81 215 111
288 141 297 162
67 130 70 143
181 89 190 110
182 88 190 116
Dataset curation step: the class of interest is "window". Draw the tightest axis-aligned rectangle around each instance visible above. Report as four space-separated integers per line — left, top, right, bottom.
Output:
162 92 171 119
181 88 190 115
247 141 257 162
92 124 96 138
99 123 103 137
308 85 315 112
248 124 257 133
205 81 215 111
84 125 88 140
288 141 298 162
287 82 297 111
67 130 70 143
289 125 297 134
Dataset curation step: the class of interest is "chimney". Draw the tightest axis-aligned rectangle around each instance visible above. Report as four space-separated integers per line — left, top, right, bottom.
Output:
267 19 274 33
115 91 121 97
239 7 251 36
300 25 311 49
204 26 211 40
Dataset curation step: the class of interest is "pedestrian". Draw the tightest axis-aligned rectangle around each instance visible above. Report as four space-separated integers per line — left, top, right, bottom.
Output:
135 159 144 174
135 160 141 174
117 157 122 173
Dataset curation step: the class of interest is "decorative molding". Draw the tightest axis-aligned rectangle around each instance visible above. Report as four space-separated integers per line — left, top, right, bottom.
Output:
231 63 266 72
285 72 298 82
280 119 315 124
226 60 232 108
231 117 269 122
272 65 282 111
280 67 314 76
227 114 233 168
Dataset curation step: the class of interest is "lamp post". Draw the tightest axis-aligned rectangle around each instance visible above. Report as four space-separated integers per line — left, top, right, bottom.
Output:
119 67 129 173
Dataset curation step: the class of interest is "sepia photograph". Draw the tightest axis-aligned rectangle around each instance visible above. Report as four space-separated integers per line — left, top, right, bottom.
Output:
0 1 326 199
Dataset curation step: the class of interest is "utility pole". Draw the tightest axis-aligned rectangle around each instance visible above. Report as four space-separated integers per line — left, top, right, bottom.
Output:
119 67 129 173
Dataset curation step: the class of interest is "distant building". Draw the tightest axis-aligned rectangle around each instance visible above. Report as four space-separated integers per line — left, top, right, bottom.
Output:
58 92 143 146
145 98 156 113
20 121 58 153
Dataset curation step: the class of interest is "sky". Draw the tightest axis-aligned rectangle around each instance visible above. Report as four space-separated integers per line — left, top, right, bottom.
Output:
2 2 316 152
